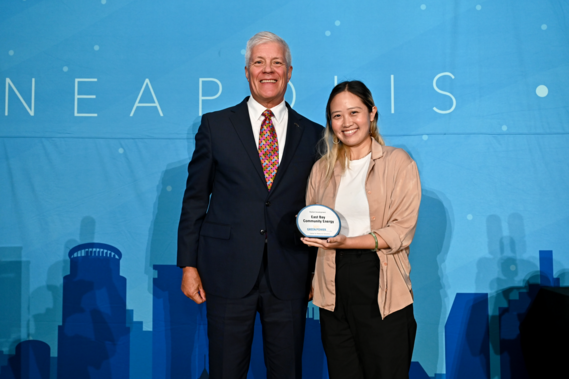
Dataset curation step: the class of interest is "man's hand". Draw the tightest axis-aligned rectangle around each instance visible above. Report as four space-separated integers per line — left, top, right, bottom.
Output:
181 266 206 304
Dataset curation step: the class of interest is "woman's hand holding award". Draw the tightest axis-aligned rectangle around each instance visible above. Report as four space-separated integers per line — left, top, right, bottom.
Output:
296 205 341 238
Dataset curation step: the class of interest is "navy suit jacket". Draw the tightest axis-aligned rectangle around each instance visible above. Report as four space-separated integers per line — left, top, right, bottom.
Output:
177 97 323 300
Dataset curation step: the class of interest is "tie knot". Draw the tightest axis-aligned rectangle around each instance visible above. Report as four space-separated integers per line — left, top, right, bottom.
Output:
262 109 274 119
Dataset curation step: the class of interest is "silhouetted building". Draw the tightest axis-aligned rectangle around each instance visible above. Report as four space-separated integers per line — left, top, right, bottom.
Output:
198 366 209 379
127 310 151 379
5 341 50 379
57 243 130 378
445 293 490 379
520 286 569 378
153 265 208 378
498 250 560 379
248 314 266 378
0 247 28 355
537 250 560 287
0 351 14 379
190 306 208 378
302 304 325 379
409 361 431 379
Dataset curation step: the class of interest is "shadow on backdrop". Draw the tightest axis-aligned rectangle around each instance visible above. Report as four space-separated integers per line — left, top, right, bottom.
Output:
145 116 201 292
409 188 453 376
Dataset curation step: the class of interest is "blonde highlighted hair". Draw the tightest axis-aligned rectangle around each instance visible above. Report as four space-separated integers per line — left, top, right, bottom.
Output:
319 80 385 181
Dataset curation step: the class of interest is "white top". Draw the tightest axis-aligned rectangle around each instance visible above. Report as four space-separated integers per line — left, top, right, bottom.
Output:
247 96 288 163
335 153 372 238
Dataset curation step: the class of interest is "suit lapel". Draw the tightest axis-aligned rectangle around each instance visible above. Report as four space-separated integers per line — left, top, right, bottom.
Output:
229 98 267 187
269 104 305 194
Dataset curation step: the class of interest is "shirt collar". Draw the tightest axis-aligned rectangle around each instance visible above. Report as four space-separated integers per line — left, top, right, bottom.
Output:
247 96 287 123
370 138 384 160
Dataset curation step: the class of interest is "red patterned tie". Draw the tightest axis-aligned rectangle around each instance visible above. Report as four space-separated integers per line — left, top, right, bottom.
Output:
259 109 279 190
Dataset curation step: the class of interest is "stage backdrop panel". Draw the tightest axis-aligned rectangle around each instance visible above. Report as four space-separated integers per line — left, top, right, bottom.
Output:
1 1 568 378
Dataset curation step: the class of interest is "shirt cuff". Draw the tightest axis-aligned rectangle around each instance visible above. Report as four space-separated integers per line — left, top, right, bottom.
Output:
375 227 402 254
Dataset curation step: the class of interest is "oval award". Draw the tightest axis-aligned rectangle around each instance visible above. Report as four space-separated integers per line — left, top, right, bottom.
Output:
296 204 341 238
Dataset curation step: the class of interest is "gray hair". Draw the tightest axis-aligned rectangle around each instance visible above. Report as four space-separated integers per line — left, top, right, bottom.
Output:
245 31 292 68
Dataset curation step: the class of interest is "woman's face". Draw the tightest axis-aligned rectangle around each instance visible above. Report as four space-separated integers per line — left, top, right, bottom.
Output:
329 91 377 150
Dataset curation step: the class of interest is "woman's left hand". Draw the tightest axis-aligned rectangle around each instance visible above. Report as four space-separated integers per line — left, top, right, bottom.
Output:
301 235 347 250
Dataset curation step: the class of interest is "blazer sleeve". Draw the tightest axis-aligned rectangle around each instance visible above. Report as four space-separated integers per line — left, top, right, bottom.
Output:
177 114 215 267
373 157 421 255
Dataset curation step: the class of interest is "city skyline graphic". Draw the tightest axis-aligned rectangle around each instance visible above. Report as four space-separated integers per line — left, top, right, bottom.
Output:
3 1 568 378
0 242 563 378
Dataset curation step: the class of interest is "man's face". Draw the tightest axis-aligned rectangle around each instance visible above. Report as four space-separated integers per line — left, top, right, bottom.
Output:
245 42 292 108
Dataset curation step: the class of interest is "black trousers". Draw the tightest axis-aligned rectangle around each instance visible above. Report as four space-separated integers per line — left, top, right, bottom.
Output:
206 247 308 379
320 249 416 379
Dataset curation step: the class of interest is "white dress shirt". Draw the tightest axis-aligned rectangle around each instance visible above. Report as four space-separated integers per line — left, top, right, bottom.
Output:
247 96 288 163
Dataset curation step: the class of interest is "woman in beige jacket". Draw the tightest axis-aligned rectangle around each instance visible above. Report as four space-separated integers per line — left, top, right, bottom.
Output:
301 81 421 379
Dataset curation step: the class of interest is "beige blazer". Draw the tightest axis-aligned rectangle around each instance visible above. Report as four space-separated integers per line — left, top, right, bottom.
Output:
306 139 421 319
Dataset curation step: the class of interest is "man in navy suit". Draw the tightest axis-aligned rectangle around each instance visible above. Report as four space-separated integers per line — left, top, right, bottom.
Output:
177 31 323 378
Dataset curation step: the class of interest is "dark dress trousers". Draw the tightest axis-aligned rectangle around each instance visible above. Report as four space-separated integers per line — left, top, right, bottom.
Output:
177 97 322 377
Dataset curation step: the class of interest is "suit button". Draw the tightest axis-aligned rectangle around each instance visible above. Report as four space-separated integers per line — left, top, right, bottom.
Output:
265 202 271 206
260 229 266 234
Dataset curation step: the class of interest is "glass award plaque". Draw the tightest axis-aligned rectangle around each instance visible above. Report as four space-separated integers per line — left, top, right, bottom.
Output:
296 204 341 238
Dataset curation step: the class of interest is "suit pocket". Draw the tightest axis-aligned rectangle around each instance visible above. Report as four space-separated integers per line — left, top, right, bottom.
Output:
200 222 231 240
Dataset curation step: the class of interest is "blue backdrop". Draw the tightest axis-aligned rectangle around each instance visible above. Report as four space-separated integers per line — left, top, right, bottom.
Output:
1 1 568 378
